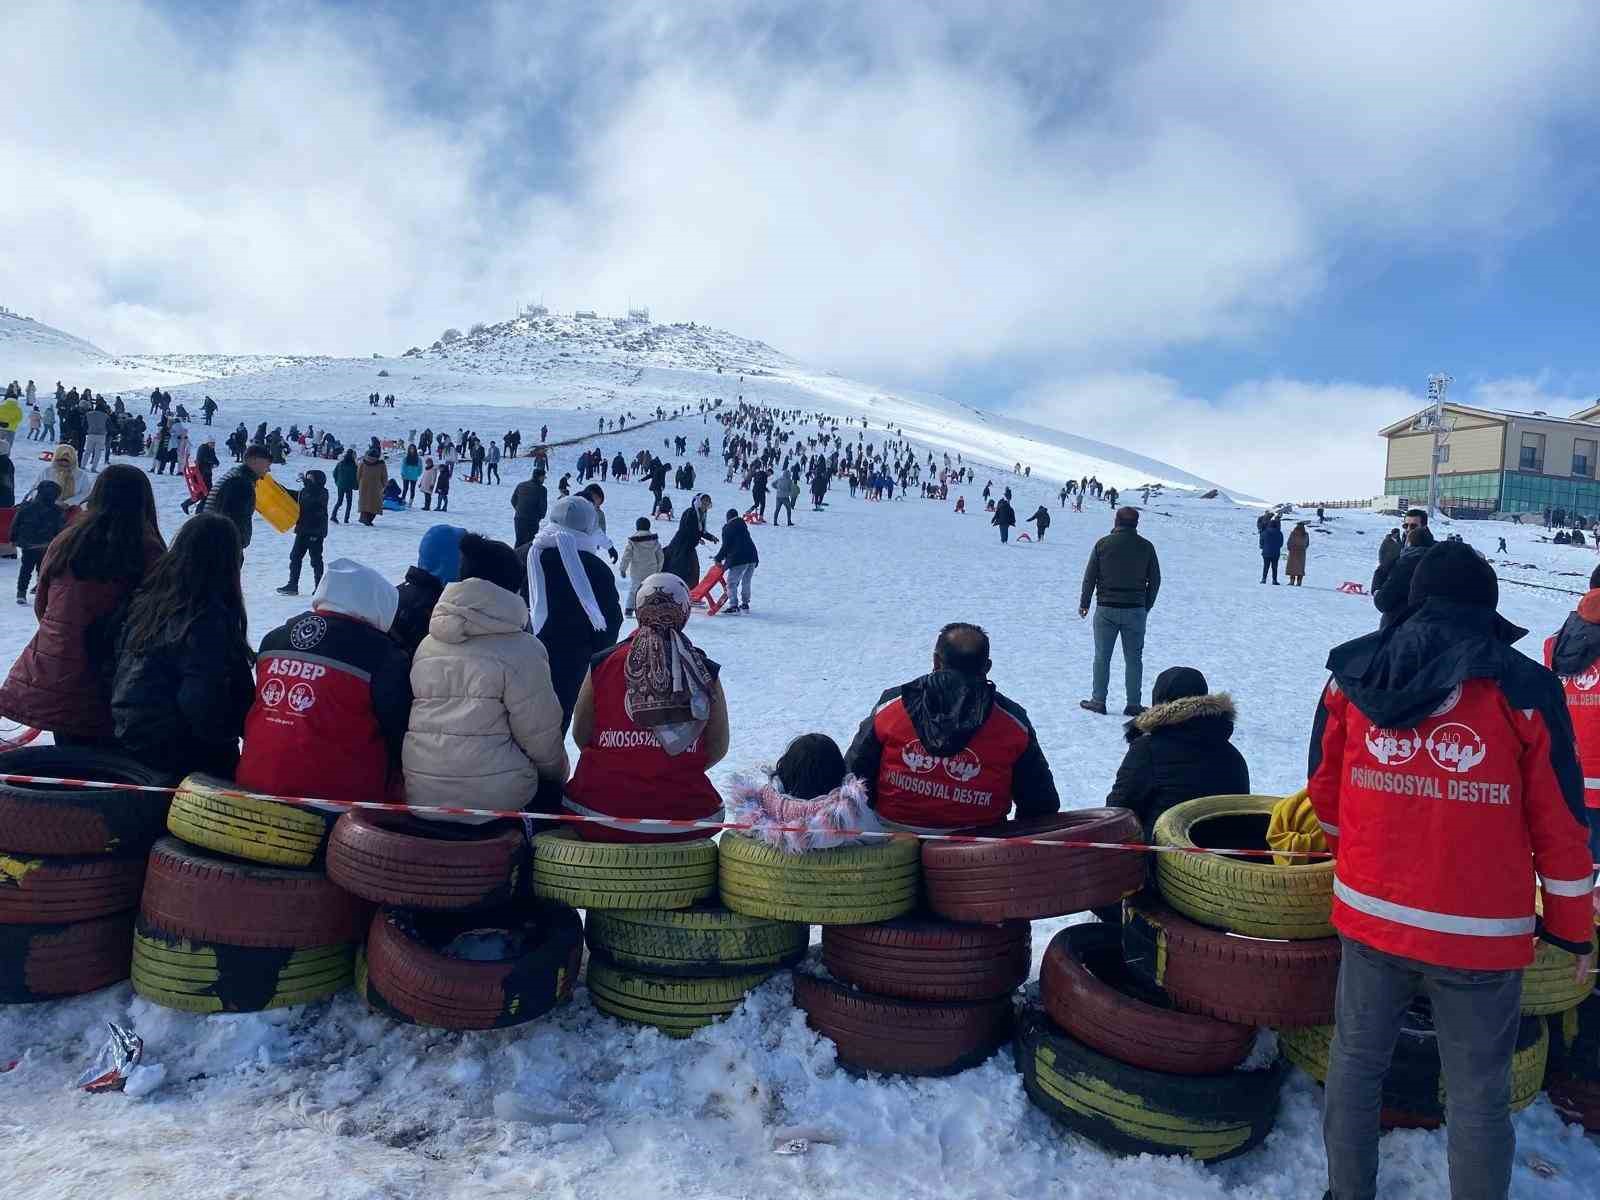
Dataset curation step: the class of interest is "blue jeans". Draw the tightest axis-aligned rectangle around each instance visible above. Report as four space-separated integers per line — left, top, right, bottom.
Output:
1324 936 1521 1200
724 562 755 606
1091 606 1147 707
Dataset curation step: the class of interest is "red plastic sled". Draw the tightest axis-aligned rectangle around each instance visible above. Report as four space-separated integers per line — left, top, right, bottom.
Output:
1337 581 1368 595
1017 533 1032 542
185 464 209 502
743 510 765 524
689 563 730 615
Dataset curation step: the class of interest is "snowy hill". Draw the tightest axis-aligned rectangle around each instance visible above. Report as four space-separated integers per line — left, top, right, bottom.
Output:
0 310 113 367
3 309 1249 496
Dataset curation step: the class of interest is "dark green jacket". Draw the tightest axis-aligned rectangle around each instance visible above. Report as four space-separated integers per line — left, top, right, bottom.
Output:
1080 527 1161 611
333 456 358 491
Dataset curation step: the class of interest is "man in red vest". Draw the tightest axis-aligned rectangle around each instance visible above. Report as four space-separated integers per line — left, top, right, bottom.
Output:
845 622 1059 831
1309 542 1594 1200
1544 562 1600 865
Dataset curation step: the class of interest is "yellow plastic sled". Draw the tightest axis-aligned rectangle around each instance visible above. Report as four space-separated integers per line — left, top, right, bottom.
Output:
254 474 300 534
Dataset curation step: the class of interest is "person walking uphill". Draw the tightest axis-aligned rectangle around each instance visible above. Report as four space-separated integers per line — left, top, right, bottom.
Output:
1027 504 1050 541
713 508 759 613
1543 561 1600 863
1259 515 1284 584
357 449 387 526
846 622 1059 831
1286 521 1310 586
1079 507 1161 716
1308 541 1595 1200
991 495 1015 543
663 493 718 588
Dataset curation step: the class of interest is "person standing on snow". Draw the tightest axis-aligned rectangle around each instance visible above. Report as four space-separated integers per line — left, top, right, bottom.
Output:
663 493 719 587
528 496 624 729
1027 504 1050 541
619 517 664 617
991 495 1015 543
1286 521 1310 586
1310 541 1595 1200
277 469 330 596
332 448 358 523
1259 515 1284 585
356 449 387 526
1079 507 1160 717
713 508 759 613
210 444 271 551
1373 514 1435 630
1543 561 1600 864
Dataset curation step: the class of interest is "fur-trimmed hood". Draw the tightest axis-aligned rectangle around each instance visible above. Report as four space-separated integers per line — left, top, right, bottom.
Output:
1125 693 1236 744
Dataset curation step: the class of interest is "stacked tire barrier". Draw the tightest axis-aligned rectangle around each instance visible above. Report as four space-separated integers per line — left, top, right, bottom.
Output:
134 775 368 1013
1547 992 1600 1132
341 814 580 1030
0 748 173 1003
790 813 1141 1078
527 829 800 1036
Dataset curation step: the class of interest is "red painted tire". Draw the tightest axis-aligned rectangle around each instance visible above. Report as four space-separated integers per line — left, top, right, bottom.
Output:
921 809 1146 922
0 748 173 856
0 912 135 1002
0 853 145 924
793 971 1011 1076
327 810 525 910
1041 922 1254 1075
139 837 370 948
1123 895 1340 1028
821 916 1029 1002
360 899 582 1030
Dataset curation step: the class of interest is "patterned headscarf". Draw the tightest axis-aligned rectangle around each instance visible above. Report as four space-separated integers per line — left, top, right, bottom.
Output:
623 573 714 756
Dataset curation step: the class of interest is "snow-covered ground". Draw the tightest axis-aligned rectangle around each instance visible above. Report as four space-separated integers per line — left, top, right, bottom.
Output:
2 318 1598 1199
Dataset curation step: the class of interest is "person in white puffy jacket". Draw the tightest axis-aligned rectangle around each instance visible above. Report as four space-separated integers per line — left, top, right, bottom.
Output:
403 532 568 822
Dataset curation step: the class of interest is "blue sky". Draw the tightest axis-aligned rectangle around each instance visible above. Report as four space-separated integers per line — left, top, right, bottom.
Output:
2 1 1598 497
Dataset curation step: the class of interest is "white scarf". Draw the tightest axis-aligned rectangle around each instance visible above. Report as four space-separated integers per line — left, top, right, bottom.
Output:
528 523 605 634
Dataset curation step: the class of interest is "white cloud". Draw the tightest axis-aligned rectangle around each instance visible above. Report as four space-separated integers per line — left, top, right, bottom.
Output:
1004 373 1416 501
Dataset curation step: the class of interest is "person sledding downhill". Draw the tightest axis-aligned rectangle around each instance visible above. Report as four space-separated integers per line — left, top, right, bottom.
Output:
1308 541 1596 1200
845 622 1059 832
1544 562 1600 863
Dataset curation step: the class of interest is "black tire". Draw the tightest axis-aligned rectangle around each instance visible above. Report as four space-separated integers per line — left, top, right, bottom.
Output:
1014 1000 1284 1163
0 748 174 856
0 912 135 1002
0 851 145 924
360 900 582 1030
584 903 808 978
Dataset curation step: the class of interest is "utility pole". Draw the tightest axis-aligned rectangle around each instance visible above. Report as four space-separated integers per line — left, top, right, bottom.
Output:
1424 373 1452 518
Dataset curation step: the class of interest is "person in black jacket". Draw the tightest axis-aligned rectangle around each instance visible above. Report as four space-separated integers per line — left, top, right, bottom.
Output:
991 496 1015 543
511 469 547 545
278 469 330 595
713 508 759 613
1373 516 1435 630
111 514 255 778
391 525 464 657
1026 504 1050 541
1105 666 1249 836
11 480 66 602
182 437 221 515
527 496 623 728
662 494 718 587
209 444 270 549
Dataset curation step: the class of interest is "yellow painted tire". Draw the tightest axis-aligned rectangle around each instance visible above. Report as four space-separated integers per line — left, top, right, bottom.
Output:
131 919 353 1012
531 830 717 910
166 774 336 868
1279 1007 1547 1124
585 904 808 977
1521 937 1597 1016
718 833 919 925
1153 795 1334 939
1013 1002 1283 1163
585 958 771 1036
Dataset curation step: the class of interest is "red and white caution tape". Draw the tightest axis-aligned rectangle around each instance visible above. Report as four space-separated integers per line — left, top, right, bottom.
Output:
0 772 1335 859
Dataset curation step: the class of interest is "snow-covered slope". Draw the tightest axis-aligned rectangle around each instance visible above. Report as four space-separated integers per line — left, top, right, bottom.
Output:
4 309 1247 495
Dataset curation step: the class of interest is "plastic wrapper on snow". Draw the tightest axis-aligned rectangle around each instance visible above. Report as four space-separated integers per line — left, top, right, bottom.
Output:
76 1023 142 1094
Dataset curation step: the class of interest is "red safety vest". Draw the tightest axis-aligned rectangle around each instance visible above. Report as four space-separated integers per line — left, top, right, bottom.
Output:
564 639 722 842
1309 676 1594 971
1544 632 1600 810
870 697 1029 831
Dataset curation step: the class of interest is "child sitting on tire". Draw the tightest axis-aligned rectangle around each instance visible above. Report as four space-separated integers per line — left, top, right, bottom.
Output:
727 733 880 854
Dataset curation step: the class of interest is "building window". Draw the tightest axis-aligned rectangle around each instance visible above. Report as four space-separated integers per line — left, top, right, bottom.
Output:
1436 443 1450 464
1520 432 1545 472
1576 439 1596 478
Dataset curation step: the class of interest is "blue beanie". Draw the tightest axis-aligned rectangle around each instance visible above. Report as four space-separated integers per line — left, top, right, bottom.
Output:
416 525 466 585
